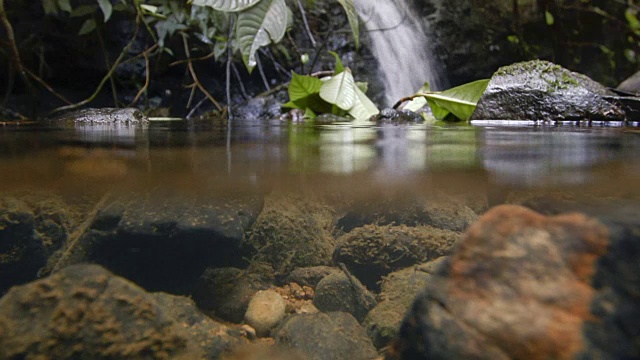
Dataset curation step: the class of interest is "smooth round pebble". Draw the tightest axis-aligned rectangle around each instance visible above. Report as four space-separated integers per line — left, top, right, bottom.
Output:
244 290 286 337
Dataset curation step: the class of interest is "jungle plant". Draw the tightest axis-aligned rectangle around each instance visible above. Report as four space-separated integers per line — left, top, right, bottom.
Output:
394 79 490 122
283 52 379 121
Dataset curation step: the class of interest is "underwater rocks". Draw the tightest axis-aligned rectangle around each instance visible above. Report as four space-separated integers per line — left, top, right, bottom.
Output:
0 264 209 359
471 60 625 121
389 204 640 359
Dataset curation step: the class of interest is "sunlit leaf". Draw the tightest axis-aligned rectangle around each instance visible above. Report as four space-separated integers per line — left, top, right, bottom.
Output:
57 0 72 13
403 82 431 112
422 79 490 121
348 85 379 121
78 18 97 35
191 0 261 12
43 0 58 15
545 10 554 26
335 0 359 48
329 51 344 74
236 0 289 72
289 72 323 101
97 0 113 22
319 69 356 111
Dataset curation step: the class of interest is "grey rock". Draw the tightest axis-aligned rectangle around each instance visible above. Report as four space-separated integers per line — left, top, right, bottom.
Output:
471 60 625 121
313 271 377 323
244 290 287 337
275 312 378 360
0 264 202 359
50 108 148 125
373 108 423 125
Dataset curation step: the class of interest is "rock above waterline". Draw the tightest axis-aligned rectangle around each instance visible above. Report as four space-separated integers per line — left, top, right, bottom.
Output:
471 60 625 121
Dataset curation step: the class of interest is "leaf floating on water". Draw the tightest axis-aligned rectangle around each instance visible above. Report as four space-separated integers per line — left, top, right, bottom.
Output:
422 79 490 121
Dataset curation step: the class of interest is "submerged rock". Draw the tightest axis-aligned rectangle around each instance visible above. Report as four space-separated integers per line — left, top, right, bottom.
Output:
275 312 378 360
0 264 202 359
471 60 625 121
244 290 287 337
333 224 459 290
387 204 640 359
313 270 377 323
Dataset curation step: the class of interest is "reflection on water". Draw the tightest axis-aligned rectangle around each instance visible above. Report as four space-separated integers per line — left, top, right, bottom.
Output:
1 120 639 197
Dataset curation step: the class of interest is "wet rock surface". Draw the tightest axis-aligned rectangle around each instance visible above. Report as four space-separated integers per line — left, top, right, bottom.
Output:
313 270 377 323
472 60 625 121
49 108 149 125
334 224 459 290
388 204 640 360
0 194 78 295
46 192 263 293
244 290 287 337
0 264 203 359
275 312 379 360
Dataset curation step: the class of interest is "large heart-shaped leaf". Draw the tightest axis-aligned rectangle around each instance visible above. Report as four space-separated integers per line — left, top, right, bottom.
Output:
191 0 261 12
335 0 359 49
423 79 490 121
288 72 323 101
319 69 356 111
236 0 289 71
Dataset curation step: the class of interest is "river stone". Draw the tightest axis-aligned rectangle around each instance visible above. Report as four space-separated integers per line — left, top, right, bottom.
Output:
471 60 625 121
193 267 270 324
46 191 263 293
0 264 202 359
364 260 442 349
49 107 148 125
386 204 640 359
275 312 378 360
244 191 336 275
334 224 459 290
313 271 377 323
285 266 340 288
244 290 287 337
151 292 247 358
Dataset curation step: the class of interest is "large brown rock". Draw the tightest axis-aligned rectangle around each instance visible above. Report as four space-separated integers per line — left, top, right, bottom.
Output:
389 204 614 359
0 264 203 359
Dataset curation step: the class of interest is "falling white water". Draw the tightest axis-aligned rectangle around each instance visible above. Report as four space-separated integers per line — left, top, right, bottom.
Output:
355 1 447 107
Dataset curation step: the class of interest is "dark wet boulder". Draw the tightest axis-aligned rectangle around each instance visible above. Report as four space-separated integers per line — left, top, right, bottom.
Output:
0 264 203 359
193 267 271 324
372 108 423 125
471 60 625 121
151 292 248 358
334 224 459 290
388 204 640 359
285 266 340 288
244 191 336 275
45 191 263 293
275 312 378 360
313 270 377 323
0 194 78 295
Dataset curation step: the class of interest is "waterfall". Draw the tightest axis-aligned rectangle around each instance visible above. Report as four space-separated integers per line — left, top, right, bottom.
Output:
355 1 447 107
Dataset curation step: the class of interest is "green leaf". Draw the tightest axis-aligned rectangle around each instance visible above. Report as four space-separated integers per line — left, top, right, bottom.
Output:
283 94 332 114
329 51 344 74
97 0 113 22
236 0 289 72
57 0 72 13
289 72 323 101
319 69 356 111
335 0 359 49
403 82 431 112
71 5 98 17
348 86 379 121
545 10 554 26
43 0 58 15
422 79 490 121
191 0 261 12
78 18 97 35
